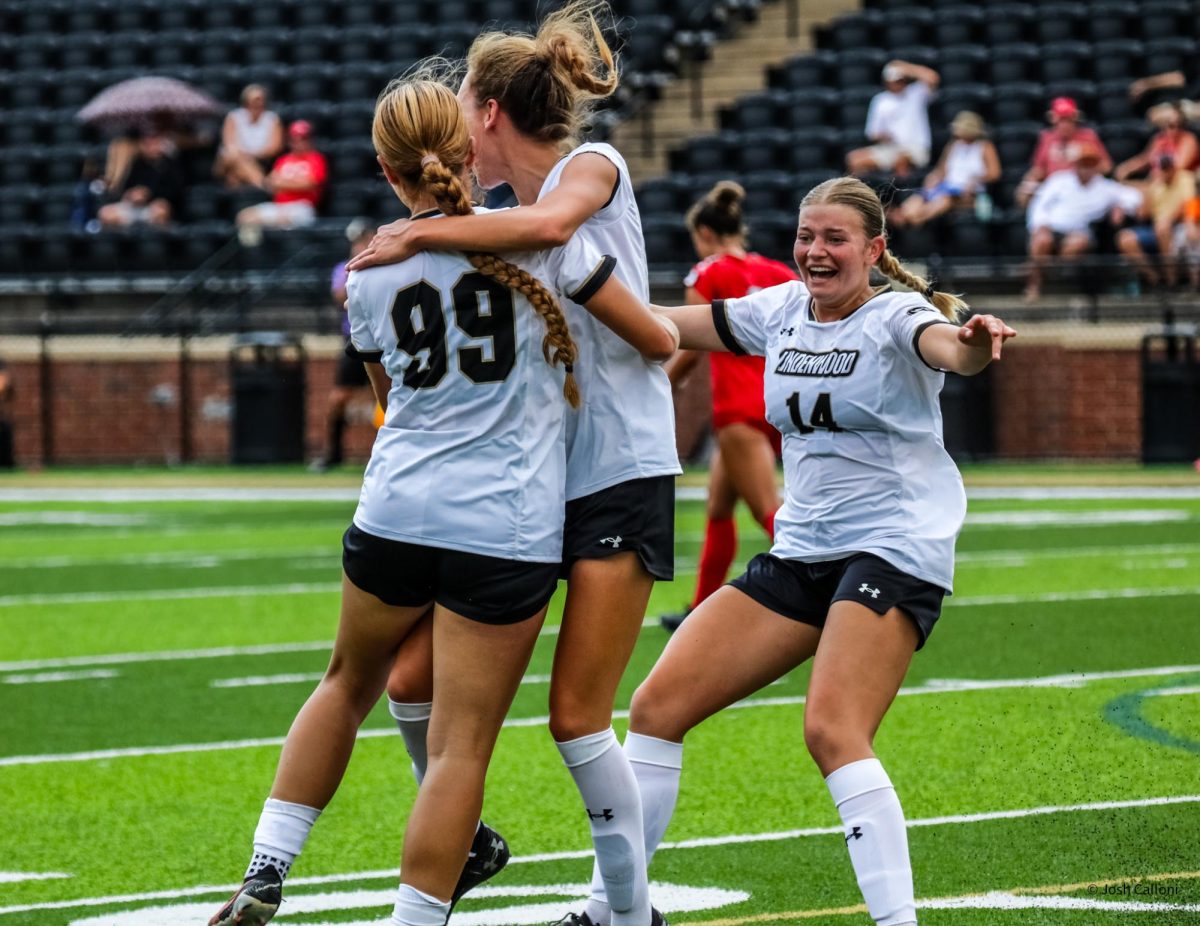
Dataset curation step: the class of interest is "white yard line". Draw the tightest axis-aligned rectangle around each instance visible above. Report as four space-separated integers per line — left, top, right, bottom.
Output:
210 672 556 690
952 585 1200 606
964 509 1190 527
1143 685 1200 697
2 669 118 685
0 872 71 884
0 547 335 569
4 664 1197 767
2 795 1197 916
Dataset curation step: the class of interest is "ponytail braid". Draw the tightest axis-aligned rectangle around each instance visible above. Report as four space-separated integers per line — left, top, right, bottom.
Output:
876 249 968 321
422 156 582 407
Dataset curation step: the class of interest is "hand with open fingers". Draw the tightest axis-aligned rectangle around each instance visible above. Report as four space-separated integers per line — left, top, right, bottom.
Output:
346 218 416 272
958 314 1017 361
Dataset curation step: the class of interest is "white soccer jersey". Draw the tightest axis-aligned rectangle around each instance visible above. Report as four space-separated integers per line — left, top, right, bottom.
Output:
715 282 966 591
346 209 616 562
539 142 681 500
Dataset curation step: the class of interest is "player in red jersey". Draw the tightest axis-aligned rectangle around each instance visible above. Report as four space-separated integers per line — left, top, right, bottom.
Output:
661 181 799 632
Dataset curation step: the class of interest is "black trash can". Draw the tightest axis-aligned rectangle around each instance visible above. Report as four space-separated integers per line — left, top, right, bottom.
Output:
230 332 306 464
940 368 994 462
1142 328 1199 463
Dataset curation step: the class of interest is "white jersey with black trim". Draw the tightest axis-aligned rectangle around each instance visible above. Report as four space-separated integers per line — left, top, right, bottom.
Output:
346 208 616 562
539 142 681 500
714 282 965 591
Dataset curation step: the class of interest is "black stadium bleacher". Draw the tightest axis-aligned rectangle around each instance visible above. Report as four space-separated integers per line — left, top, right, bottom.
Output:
0 0 753 284
640 0 1200 279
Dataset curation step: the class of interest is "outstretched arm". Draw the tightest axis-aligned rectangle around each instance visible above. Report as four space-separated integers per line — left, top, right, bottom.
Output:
652 303 729 353
917 314 1017 375
365 362 390 410
581 275 679 362
349 153 619 270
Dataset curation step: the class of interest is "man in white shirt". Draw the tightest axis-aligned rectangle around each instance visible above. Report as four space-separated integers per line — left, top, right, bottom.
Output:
846 60 939 178
1025 143 1143 301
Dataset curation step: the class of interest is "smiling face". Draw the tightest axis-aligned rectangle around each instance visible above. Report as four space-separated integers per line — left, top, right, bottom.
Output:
793 203 885 313
456 73 504 191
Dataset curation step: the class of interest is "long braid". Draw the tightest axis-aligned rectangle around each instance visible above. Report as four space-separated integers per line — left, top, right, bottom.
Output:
422 157 582 407
876 249 968 321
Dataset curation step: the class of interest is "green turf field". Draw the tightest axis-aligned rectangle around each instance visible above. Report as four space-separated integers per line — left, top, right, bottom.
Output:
1 470 1198 924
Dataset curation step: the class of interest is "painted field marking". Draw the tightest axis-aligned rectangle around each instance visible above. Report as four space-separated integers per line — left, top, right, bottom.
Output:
0 547 334 569
1144 685 1200 697
4 664 1198 767
0 511 148 527
687 870 1200 924
4 801 1198 917
2 669 118 685
965 509 1191 527
0 872 71 884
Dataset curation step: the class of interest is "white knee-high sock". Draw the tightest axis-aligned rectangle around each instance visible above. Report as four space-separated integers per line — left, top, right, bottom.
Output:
391 883 451 926
826 758 917 926
584 733 683 926
246 798 321 881
388 699 432 786
557 728 650 926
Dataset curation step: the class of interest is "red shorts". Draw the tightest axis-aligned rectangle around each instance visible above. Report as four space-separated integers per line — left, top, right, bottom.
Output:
713 411 782 457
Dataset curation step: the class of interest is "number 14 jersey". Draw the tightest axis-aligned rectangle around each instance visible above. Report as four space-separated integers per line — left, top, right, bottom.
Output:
713 282 966 592
346 209 614 563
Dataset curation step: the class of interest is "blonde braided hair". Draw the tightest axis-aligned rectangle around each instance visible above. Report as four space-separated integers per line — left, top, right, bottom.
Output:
800 177 969 320
373 75 581 406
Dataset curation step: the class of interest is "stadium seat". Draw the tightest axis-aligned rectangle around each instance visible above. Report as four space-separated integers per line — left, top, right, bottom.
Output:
1141 38 1197 77
63 2 109 34
768 52 836 92
981 4 1034 46
990 81 1045 124
835 48 889 91
725 91 786 132
677 134 733 174
740 171 795 217
787 127 841 172
110 0 156 33
1139 0 1194 42
748 209 801 262
194 31 247 68
991 121 1042 167
182 186 227 224
0 187 37 226
838 86 879 132
1086 0 1137 43
1094 78 1139 123
198 0 246 33
931 6 983 48
1042 79 1098 117
1101 120 1152 164
880 7 935 50
985 43 1039 86
1032 3 1087 45
930 83 995 126
939 213 993 258
636 175 692 215
886 45 939 71
158 0 200 31
1038 41 1093 84
735 130 790 176
341 0 380 28
1091 40 1145 83
824 11 884 52
935 44 988 86
784 87 842 129
641 214 689 266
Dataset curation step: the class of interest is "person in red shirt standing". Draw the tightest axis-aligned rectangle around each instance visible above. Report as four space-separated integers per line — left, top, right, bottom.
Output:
1016 97 1112 207
661 181 798 632
236 120 327 232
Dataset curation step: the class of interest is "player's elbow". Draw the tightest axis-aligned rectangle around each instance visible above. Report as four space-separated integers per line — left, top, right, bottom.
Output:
641 323 679 363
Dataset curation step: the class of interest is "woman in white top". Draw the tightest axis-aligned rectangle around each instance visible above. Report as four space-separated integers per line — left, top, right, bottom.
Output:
207 76 676 926
349 5 680 925
624 177 1015 926
892 110 1001 228
214 84 285 188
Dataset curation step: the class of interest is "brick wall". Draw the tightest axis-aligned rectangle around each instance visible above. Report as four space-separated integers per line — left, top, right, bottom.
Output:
0 328 1156 466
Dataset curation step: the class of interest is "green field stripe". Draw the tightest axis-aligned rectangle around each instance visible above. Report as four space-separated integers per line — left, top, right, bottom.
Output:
0 582 342 607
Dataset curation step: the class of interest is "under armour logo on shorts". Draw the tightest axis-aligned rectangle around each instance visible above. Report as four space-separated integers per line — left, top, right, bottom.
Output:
858 583 881 598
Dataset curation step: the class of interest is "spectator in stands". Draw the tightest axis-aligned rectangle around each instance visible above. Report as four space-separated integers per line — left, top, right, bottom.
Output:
1173 196 1200 290
1114 102 1199 182
96 130 184 228
235 120 327 233
1016 97 1112 208
1130 70 1200 122
313 219 378 472
889 111 1000 228
214 84 285 189
1117 154 1196 289
845 60 939 179
1025 143 1142 301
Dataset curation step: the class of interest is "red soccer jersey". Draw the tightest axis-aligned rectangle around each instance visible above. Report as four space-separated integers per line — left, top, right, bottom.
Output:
685 252 798 429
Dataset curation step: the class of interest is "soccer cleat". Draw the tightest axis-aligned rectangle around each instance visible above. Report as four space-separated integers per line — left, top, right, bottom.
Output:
208 866 283 925
451 822 510 909
659 606 690 634
651 907 668 926
551 908 667 926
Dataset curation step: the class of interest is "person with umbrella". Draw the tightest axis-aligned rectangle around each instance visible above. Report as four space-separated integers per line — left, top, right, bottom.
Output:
97 127 184 228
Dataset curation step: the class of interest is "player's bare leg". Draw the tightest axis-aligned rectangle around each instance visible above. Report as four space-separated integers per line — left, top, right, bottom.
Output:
715 423 780 535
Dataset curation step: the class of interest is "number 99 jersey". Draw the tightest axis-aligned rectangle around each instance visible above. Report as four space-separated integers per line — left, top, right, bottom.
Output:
712 281 966 592
346 209 616 564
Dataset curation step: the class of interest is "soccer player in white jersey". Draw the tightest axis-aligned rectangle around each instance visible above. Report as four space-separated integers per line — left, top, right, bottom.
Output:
349 6 679 926
607 177 1015 926
208 76 677 926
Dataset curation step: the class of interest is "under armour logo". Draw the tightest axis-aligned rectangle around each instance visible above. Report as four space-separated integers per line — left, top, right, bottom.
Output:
845 826 863 843
587 808 615 821
858 583 880 598
780 326 795 336
599 536 622 548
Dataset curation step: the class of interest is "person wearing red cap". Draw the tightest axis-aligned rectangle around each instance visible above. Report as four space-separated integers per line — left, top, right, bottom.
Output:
236 119 328 231
1016 97 1112 208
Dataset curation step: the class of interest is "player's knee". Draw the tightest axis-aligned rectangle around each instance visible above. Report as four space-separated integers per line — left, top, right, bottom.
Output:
547 695 609 743
803 708 865 769
628 678 688 742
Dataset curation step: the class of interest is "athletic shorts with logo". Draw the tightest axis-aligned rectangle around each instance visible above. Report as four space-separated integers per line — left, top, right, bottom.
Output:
729 552 945 648
342 524 559 625
560 475 675 581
